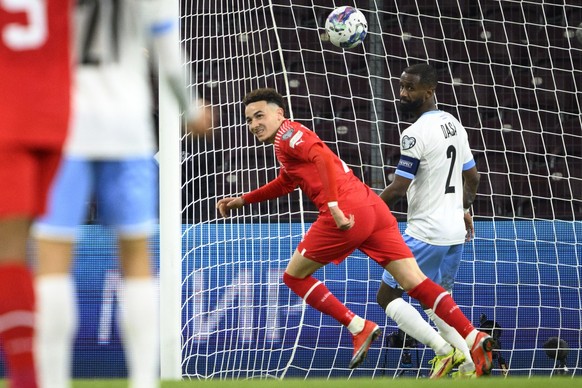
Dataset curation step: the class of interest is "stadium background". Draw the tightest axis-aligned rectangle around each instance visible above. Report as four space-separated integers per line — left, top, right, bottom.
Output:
0 0 579 380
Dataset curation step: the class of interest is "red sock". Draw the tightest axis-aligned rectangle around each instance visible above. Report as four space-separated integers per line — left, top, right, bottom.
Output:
408 278 475 338
283 272 355 326
0 263 37 388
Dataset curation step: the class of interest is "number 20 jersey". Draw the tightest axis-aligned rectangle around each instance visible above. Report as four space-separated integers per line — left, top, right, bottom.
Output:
66 0 173 158
0 0 72 147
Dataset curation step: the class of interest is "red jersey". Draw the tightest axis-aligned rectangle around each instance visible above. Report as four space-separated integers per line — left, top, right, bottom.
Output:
244 120 375 213
0 0 72 147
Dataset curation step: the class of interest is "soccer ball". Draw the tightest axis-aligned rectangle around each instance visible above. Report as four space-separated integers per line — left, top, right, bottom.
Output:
325 6 368 49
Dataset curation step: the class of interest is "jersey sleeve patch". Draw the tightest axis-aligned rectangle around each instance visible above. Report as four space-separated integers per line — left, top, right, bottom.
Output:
396 154 420 177
401 135 416 150
281 128 294 140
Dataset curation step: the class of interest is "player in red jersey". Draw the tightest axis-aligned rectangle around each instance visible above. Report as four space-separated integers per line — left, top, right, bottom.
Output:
217 88 493 370
0 1 72 387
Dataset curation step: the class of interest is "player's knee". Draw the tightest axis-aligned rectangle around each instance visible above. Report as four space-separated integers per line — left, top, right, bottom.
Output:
376 282 403 310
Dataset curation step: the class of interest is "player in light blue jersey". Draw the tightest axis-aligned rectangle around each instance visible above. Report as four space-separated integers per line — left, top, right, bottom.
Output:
32 1 212 388
377 63 486 378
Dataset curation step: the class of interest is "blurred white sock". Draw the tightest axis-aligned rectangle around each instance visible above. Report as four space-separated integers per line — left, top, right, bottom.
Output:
119 278 159 388
36 274 77 388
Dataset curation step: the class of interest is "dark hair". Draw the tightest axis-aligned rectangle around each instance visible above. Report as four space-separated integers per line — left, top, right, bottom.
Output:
242 88 286 111
403 63 438 89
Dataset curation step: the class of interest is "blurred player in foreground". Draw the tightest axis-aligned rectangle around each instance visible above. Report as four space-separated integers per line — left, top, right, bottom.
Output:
33 1 212 388
0 2 72 387
216 88 493 371
377 63 483 378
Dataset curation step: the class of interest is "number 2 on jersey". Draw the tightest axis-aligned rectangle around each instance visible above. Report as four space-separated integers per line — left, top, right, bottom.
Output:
444 145 456 194
1 0 47 50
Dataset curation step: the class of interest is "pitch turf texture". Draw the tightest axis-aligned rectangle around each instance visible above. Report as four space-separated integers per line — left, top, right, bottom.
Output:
0 377 575 387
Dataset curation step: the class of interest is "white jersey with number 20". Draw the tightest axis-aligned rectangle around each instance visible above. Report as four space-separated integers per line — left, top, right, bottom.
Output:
66 0 176 158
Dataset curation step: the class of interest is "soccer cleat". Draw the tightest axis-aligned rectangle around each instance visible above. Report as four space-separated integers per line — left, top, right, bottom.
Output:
470 331 496 376
428 347 466 379
451 369 477 379
349 320 381 369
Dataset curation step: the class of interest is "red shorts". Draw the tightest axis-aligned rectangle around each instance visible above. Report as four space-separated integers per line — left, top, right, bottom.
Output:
297 199 413 267
0 145 63 218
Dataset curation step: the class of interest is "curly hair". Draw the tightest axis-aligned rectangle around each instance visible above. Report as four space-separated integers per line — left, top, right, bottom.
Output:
242 88 286 112
403 63 438 89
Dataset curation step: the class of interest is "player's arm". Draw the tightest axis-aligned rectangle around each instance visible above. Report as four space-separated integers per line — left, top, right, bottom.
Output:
216 171 296 218
380 154 417 208
141 0 213 135
308 144 354 230
462 164 480 240
380 174 411 209
462 165 480 210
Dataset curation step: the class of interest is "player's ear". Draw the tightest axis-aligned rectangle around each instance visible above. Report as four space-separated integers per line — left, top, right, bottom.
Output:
425 87 435 101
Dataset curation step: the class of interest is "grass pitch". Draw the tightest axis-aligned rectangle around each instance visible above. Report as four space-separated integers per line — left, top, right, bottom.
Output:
28 377 574 388
0 377 577 387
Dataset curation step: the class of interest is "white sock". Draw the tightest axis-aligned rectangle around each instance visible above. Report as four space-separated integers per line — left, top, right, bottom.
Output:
425 308 473 364
347 315 365 334
119 278 159 388
386 298 451 356
465 329 479 349
36 274 77 388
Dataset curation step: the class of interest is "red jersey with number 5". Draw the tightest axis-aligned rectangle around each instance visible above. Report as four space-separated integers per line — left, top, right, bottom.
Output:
0 0 72 147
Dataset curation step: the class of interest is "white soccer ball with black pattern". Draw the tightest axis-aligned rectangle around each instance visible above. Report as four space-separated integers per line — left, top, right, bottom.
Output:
325 6 368 49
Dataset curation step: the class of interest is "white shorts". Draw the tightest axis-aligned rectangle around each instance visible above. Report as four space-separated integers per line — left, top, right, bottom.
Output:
34 156 157 240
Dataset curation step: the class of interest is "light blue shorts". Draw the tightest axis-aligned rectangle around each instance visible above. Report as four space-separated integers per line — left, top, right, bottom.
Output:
382 233 463 292
35 157 157 239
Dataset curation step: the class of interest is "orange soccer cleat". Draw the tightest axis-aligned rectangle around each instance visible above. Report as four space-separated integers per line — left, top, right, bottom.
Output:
470 331 496 376
349 320 381 369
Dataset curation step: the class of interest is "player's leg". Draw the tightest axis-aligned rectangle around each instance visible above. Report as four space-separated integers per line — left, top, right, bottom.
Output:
285 210 381 369
0 147 67 388
376 282 454 357
381 238 468 378
99 159 158 388
362 202 493 376
0 218 36 388
385 257 494 376
33 157 94 388
377 244 454 356
421 244 474 376
284 250 380 369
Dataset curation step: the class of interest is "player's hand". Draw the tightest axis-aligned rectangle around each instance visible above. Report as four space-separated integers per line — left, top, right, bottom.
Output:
186 101 214 137
216 197 245 218
329 206 355 231
464 211 474 242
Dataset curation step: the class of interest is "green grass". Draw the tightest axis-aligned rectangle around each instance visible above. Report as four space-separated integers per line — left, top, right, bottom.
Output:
0 377 578 388
0 377 565 388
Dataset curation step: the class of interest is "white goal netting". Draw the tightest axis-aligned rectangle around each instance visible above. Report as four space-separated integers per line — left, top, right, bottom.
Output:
173 0 582 379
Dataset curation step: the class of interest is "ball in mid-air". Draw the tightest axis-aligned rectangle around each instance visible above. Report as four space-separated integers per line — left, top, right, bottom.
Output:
325 6 368 49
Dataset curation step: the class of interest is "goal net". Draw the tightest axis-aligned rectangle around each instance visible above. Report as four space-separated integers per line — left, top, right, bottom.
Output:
171 0 582 379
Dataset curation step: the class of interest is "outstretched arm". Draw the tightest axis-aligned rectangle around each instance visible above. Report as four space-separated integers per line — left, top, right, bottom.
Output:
142 0 213 135
216 172 296 218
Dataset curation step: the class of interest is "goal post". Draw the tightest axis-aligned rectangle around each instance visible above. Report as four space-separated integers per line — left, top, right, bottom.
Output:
162 0 582 379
